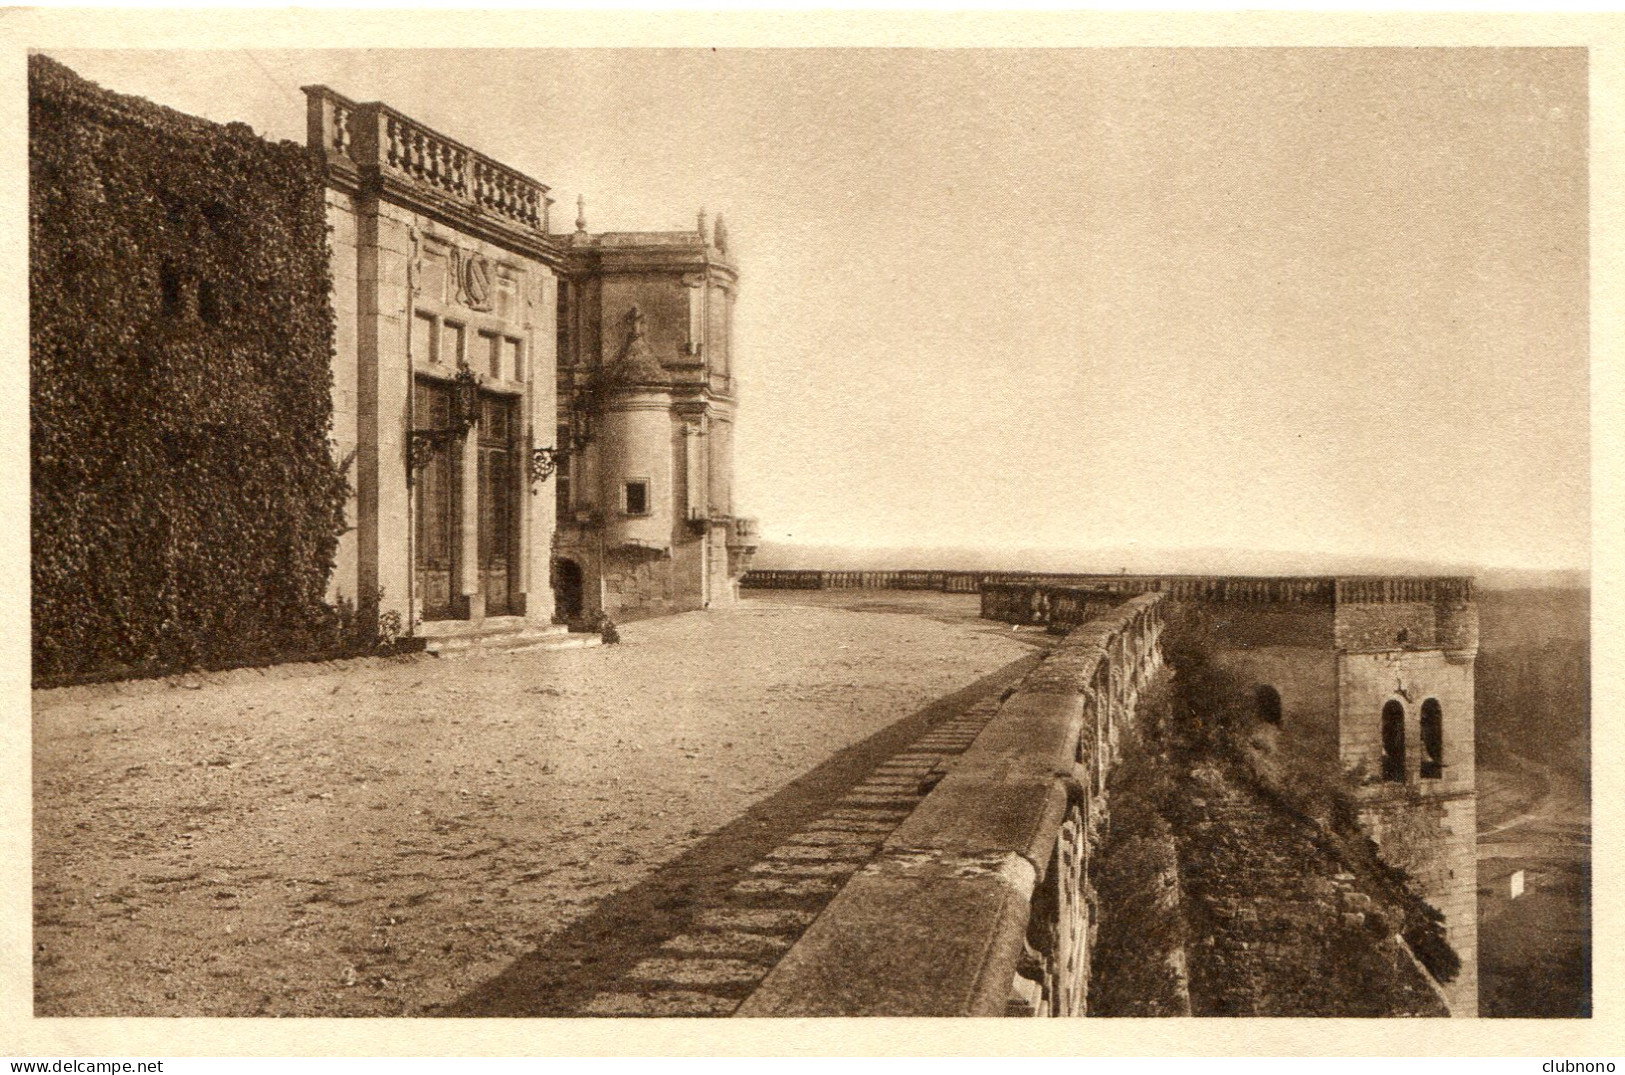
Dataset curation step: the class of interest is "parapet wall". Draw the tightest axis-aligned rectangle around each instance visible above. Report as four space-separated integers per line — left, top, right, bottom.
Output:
975 575 1477 656
741 571 1477 1016
745 569 1471 617
738 593 1167 1016
980 582 1124 629
741 569 1107 593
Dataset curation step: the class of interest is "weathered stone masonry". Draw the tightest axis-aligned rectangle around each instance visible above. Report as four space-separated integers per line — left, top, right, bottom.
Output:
738 594 1166 1016
736 573 1479 1017
304 84 757 646
307 86 561 639
32 58 759 670
978 575 1479 1016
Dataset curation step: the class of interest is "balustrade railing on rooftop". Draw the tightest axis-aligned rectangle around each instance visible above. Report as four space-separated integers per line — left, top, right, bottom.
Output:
304 85 551 236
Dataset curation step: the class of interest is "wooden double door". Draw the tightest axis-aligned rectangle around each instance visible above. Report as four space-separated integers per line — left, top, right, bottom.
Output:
415 380 520 620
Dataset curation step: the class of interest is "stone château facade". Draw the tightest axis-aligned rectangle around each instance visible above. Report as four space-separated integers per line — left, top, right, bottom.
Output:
552 206 753 623
304 86 757 645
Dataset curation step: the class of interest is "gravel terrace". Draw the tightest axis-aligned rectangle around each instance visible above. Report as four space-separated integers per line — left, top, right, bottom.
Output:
33 594 1035 1016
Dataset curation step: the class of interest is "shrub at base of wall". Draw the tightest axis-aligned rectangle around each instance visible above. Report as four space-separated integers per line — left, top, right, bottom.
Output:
30 55 348 684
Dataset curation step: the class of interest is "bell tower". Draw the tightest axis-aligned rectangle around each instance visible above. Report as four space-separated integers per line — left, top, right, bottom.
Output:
1335 579 1479 1017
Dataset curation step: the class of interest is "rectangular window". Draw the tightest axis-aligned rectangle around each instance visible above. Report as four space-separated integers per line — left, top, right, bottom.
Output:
686 282 704 356
710 288 730 377
504 337 523 382
624 479 650 517
556 424 573 517
413 312 436 365
441 321 465 367
480 396 508 442
413 378 457 620
479 330 501 379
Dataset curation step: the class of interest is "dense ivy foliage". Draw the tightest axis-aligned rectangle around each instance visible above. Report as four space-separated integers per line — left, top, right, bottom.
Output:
30 56 349 684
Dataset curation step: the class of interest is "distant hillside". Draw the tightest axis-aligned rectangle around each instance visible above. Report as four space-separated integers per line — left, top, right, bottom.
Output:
1475 588 1590 780
751 542 1587 590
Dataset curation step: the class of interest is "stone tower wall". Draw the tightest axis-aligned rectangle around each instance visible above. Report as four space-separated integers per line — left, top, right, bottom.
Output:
556 228 753 621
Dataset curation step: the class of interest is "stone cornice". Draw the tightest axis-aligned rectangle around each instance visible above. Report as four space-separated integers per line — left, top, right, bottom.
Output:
562 242 739 287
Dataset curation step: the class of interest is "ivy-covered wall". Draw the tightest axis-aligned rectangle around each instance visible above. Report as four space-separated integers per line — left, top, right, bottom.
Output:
30 55 348 684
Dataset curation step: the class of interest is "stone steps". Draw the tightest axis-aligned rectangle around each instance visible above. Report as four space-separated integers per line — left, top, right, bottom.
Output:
419 619 601 656
575 698 1007 1017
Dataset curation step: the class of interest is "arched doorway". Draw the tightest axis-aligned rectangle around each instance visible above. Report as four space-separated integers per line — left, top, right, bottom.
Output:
1255 685 1283 725
553 558 584 624
1420 699 1444 779
1381 700 1407 782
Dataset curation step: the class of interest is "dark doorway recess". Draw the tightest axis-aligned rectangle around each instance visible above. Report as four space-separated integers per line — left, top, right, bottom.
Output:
554 558 585 624
1255 685 1283 726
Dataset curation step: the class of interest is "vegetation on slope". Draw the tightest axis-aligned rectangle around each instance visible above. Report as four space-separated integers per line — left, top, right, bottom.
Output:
1087 680 1190 1016
1475 588 1589 782
1089 607 1458 1016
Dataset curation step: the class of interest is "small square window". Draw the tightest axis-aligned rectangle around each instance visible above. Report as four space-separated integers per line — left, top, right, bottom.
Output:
624 480 650 517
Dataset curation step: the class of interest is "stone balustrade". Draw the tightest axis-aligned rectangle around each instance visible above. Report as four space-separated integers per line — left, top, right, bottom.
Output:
304 84 551 236
742 569 1476 610
736 569 1478 1016
980 581 1123 627
725 515 759 549
740 569 1100 593
1335 576 1474 604
737 593 1168 1017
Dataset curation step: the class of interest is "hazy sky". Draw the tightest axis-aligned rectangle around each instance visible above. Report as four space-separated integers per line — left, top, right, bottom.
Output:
44 48 1589 571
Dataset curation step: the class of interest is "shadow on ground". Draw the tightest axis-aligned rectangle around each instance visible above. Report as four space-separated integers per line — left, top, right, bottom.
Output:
434 647 1047 1016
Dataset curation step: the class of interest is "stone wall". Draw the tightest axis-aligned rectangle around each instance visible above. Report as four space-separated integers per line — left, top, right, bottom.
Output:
1359 792 1478 1016
980 582 1124 629
1167 760 1451 1017
738 594 1168 1016
1336 623 1478 1017
741 571 1479 1016
741 569 1152 594
305 85 559 633
1210 643 1343 766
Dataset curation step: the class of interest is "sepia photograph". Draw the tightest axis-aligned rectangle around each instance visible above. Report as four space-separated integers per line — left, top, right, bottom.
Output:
13 16 1608 1056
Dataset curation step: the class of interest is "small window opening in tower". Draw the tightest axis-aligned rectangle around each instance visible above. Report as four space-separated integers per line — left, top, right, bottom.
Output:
624 479 649 517
1420 698 1444 779
1381 700 1407 782
1255 685 1283 725
200 199 232 237
198 279 221 324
